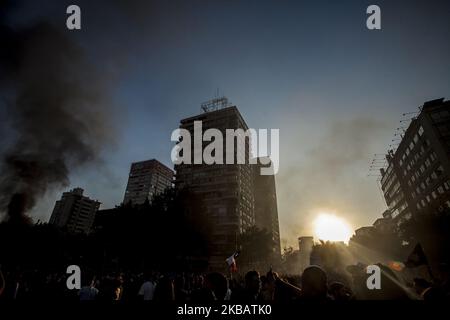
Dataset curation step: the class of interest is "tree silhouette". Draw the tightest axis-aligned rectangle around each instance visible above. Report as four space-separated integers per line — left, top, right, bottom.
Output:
0 187 212 274
239 226 273 271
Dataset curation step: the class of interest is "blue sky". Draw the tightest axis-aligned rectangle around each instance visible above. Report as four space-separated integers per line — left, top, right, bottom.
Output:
6 0 450 246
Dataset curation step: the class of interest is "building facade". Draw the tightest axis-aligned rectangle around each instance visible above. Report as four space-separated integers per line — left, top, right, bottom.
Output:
123 159 174 205
175 98 255 270
253 158 281 263
380 98 450 227
49 188 100 234
372 210 393 233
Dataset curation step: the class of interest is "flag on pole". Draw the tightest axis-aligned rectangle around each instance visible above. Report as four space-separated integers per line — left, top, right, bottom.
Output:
226 251 240 273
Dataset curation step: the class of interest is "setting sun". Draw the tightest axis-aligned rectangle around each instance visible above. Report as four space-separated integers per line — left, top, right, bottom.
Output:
313 213 353 243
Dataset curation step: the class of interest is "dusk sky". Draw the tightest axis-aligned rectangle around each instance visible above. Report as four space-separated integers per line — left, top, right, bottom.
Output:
2 0 450 247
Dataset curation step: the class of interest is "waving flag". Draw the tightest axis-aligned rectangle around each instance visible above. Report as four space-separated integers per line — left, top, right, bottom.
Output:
226 251 240 273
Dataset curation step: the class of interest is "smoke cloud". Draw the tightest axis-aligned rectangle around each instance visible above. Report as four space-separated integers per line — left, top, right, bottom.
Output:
277 116 390 247
0 3 115 223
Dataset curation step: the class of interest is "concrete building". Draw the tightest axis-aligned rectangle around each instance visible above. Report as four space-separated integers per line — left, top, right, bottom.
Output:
253 157 281 264
49 188 100 234
354 226 375 238
298 236 314 273
380 98 450 227
123 159 174 205
372 209 394 233
175 97 255 270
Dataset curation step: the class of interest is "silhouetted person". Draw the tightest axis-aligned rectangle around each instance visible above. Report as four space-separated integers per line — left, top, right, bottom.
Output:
154 275 175 301
231 270 261 301
329 281 352 301
174 274 188 301
114 274 124 300
79 276 99 301
266 270 302 301
138 273 156 301
0 268 5 297
300 266 330 301
259 275 274 301
346 263 370 299
205 272 229 301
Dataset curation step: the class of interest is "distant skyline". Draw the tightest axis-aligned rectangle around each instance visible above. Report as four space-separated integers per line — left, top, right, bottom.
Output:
2 0 450 247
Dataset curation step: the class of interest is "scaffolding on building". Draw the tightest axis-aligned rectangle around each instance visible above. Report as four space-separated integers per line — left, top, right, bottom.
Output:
201 96 231 113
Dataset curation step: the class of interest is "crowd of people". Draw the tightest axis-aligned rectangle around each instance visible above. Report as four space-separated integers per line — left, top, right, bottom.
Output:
1 263 450 301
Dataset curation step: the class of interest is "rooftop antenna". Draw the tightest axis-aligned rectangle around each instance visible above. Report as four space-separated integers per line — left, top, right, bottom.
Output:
201 95 231 113
367 153 387 179
400 117 416 123
402 111 419 116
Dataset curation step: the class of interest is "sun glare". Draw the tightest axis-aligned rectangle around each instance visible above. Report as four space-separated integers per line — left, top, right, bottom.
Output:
313 213 353 243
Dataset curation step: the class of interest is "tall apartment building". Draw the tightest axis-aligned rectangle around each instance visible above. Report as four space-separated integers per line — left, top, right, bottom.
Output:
123 159 174 205
175 97 255 270
253 157 281 264
380 98 450 227
49 188 100 234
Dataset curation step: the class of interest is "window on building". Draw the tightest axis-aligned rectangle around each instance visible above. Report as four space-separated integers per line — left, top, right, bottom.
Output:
418 126 424 136
444 181 450 190
430 152 437 161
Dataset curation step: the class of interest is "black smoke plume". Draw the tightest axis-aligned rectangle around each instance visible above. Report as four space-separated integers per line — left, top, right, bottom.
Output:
0 3 115 223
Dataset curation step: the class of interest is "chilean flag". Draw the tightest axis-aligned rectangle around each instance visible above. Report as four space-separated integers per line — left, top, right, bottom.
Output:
226 251 240 273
